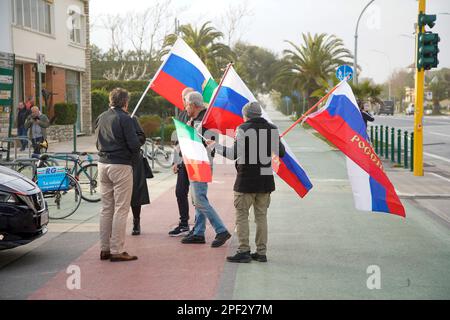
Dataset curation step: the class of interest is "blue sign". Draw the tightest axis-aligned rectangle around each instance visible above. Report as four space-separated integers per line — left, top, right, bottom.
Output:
36 166 69 192
336 65 353 81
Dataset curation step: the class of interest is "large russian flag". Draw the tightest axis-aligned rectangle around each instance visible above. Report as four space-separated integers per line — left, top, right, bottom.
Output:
202 66 250 136
151 38 217 110
203 66 312 198
306 82 405 217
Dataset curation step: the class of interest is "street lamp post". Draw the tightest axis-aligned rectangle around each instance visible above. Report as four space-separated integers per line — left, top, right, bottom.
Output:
354 0 376 86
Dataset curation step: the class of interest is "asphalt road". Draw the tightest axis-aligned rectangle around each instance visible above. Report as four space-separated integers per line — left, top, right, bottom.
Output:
373 115 450 174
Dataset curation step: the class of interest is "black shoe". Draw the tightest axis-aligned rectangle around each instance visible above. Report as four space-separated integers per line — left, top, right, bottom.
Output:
227 251 252 263
181 234 206 244
132 218 140 236
211 231 231 248
169 225 190 237
251 252 267 262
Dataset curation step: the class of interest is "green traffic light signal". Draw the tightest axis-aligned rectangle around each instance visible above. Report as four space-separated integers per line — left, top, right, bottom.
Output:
418 13 436 29
417 32 440 70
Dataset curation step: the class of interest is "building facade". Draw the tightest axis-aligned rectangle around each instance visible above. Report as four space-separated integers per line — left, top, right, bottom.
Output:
0 0 91 137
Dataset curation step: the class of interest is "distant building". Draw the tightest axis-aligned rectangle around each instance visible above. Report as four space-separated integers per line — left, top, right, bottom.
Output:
0 0 91 137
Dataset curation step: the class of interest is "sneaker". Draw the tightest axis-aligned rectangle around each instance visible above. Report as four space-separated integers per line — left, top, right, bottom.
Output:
251 252 268 262
181 234 206 244
227 251 252 263
100 251 111 261
169 225 190 237
211 231 231 248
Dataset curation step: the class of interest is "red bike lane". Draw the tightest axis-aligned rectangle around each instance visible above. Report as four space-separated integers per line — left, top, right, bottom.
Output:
28 164 237 300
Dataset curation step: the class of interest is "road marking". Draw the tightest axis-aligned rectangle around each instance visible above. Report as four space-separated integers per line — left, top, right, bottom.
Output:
429 132 450 138
424 152 450 164
429 173 450 184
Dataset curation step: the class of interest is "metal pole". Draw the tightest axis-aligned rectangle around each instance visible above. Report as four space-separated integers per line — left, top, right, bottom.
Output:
410 132 414 172
375 126 379 153
380 125 384 156
404 130 409 169
397 129 402 165
385 126 389 159
354 0 376 85
391 127 395 162
413 0 426 176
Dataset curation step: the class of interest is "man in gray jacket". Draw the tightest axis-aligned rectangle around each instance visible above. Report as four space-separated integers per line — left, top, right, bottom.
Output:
25 106 49 154
95 88 141 262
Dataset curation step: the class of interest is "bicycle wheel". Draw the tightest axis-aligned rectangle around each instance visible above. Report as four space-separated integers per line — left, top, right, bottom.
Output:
155 145 175 168
46 174 82 220
76 163 100 203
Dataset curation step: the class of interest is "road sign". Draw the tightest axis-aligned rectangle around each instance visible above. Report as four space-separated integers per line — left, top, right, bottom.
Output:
336 65 353 81
0 52 14 107
37 53 46 73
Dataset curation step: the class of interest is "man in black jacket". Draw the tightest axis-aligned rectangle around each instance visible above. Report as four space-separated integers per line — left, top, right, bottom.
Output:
169 87 194 237
95 88 141 262
207 102 286 263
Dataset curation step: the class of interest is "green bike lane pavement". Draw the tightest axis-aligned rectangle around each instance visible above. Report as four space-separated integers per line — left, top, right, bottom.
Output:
217 108 450 300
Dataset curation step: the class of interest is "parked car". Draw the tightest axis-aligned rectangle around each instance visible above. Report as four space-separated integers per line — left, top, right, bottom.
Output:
406 103 415 115
378 100 394 115
0 165 48 250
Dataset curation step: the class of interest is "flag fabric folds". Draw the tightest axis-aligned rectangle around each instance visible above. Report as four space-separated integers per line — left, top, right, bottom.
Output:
203 66 312 198
151 38 217 110
202 66 252 136
305 82 405 217
173 118 212 183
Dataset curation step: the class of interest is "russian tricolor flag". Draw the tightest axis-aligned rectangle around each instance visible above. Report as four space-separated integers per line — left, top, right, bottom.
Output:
151 38 217 110
306 82 405 217
203 66 313 198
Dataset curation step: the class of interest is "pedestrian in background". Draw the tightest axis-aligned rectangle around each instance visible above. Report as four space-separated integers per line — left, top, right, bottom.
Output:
169 87 194 237
208 102 286 263
130 116 152 236
25 106 49 155
96 88 141 262
16 102 30 151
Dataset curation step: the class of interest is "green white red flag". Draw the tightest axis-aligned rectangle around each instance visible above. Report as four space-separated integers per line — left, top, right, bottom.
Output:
173 118 212 183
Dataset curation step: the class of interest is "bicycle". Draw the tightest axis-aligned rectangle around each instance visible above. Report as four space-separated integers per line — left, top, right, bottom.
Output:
18 152 99 203
143 137 174 169
19 154 82 220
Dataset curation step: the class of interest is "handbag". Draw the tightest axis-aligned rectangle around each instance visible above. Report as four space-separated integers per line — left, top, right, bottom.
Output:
142 155 154 179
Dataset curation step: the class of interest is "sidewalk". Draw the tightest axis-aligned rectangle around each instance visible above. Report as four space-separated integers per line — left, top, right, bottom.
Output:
25 106 450 300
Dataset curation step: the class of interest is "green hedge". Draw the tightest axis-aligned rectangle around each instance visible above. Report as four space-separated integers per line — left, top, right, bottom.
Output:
91 89 109 124
53 103 77 125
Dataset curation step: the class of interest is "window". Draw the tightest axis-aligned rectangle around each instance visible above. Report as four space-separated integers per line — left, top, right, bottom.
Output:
12 0 53 35
69 9 85 45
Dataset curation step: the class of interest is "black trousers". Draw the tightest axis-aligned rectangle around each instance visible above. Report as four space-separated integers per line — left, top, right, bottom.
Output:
175 163 190 226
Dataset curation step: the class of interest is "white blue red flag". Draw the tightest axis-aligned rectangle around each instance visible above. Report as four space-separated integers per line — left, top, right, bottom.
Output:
151 38 217 110
203 66 313 198
306 82 405 217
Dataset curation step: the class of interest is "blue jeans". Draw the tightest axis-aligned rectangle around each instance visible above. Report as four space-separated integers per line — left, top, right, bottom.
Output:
191 181 227 237
17 126 28 149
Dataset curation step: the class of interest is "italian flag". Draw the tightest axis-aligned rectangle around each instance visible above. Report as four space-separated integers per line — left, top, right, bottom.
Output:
173 118 212 183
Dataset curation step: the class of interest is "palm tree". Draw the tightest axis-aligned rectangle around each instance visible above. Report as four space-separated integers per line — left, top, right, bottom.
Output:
163 22 235 78
276 33 353 109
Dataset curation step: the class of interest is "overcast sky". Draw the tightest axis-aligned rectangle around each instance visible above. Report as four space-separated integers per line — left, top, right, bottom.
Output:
90 0 450 84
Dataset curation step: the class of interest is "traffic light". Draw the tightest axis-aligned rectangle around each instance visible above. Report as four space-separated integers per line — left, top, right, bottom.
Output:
417 13 439 70
418 13 436 28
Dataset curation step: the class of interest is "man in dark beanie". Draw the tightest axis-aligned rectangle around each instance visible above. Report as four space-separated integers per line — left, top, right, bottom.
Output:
207 101 285 263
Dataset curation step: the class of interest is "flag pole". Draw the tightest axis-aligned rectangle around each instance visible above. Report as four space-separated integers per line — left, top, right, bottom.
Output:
201 62 234 127
280 77 350 138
